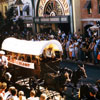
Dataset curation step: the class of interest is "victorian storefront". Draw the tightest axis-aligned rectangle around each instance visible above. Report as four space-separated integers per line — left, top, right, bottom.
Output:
80 0 100 34
33 0 73 34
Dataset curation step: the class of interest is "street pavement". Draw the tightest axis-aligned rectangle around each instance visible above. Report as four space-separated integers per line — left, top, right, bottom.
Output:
61 60 100 84
59 61 100 100
14 60 100 100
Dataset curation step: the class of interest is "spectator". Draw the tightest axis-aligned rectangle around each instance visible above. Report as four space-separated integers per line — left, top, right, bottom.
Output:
69 41 73 60
88 41 95 63
78 41 82 61
9 88 18 100
0 96 3 100
97 43 100 64
0 51 8 81
40 94 47 100
61 31 66 40
81 42 86 61
72 40 75 60
74 39 79 60
86 86 98 100
27 90 38 100
0 82 7 100
5 86 15 100
18 91 26 100
93 41 98 64
65 38 70 59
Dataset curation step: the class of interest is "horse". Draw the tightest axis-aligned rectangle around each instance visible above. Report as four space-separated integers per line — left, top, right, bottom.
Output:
61 64 87 97
43 71 70 94
71 64 87 87
70 64 87 96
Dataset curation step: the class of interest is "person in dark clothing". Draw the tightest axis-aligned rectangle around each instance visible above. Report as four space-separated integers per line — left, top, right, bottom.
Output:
86 86 98 100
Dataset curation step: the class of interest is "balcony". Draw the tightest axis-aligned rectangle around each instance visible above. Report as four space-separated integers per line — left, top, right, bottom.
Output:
17 16 33 23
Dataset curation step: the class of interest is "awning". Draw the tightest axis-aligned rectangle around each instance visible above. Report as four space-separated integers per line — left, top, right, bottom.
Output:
84 0 91 9
23 5 29 12
34 16 70 24
90 25 99 31
1 38 63 56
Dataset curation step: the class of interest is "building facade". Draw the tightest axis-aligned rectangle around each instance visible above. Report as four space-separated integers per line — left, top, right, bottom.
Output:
33 0 73 34
80 0 100 33
72 0 81 34
0 0 8 17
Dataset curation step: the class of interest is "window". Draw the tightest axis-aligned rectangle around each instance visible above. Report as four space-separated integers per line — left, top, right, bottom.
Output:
98 0 100 13
20 10 23 16
84 0 92 14
23 5 29 16
88 8 92 14
20 7 23 16
27 10 29 16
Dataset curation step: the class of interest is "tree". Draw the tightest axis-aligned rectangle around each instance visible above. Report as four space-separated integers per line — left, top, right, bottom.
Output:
16 18 25 32
0 12 5 31
5 6 15 32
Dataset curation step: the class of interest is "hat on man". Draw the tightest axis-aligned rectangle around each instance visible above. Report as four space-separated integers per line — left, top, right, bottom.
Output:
49 35 54 39
0 51 5 55
5 72 12 81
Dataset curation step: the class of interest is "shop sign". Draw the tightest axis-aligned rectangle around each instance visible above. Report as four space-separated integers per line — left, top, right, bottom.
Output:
61 17 68 22
50 18 59 22
41 18 49 22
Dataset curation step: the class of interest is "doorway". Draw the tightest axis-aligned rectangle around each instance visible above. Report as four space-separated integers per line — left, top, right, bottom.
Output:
58 23 70 34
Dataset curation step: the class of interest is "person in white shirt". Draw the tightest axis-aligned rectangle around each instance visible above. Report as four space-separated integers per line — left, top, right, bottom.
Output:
61 32 66 39
65 39 70 59
27 90 39 100
74 40 79 60
45 48 55 58
0 82 7 100
58 28 61 36
5 86 15 100
9 88 18 100
0 51 8 81
69 41 73 60
0 51 8 67
18 91 26 100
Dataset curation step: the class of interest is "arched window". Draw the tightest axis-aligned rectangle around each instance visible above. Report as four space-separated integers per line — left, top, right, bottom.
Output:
44 0 63 16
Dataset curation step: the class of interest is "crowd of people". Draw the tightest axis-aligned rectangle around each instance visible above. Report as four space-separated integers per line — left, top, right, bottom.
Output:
28 28 100 65
0 82 48 100
0 27 100 100
1 26 100 65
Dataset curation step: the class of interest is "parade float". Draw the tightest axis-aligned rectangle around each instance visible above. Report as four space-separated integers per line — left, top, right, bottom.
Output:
1 37 63 82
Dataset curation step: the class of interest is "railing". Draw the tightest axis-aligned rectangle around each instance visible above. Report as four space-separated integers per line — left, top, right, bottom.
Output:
16 16 33 23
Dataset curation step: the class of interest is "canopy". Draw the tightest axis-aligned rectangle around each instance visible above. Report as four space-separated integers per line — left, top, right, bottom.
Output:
1 38 63 56
90 25 99 30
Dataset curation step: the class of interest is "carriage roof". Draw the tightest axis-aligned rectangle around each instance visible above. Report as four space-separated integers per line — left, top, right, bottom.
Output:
1 37 63 56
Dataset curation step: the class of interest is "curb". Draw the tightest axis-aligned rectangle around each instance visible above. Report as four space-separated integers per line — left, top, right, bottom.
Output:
62 59 100 67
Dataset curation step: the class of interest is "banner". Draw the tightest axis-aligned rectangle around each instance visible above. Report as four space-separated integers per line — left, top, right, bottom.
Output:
9 60 34 69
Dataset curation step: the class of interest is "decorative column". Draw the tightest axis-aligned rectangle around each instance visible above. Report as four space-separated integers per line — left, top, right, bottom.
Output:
69 0 74 34
15 0 24 16
31 0 36 35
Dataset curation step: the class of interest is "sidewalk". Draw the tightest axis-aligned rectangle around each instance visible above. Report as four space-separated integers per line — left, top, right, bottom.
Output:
63 58 100 67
